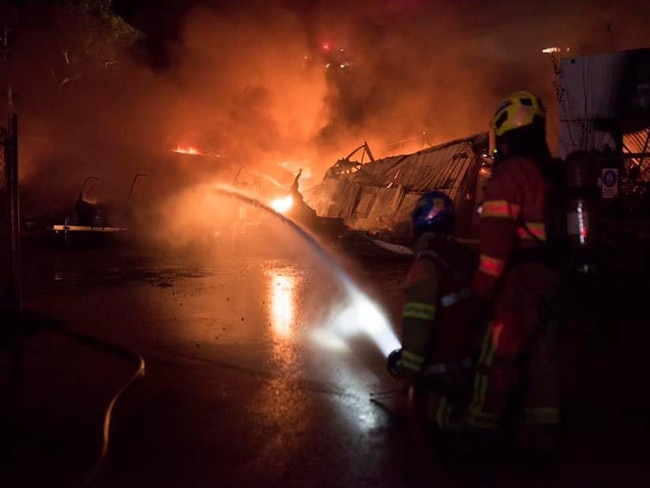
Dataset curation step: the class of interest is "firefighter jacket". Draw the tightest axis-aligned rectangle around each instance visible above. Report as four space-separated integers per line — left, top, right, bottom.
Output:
400 232 481 374
473 155 550 302
467 155 562 434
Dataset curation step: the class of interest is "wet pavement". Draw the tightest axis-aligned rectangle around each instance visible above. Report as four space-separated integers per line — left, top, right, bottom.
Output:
1 224 650 488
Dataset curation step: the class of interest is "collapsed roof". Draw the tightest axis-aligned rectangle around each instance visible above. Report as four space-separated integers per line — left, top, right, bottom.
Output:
305 133 490 241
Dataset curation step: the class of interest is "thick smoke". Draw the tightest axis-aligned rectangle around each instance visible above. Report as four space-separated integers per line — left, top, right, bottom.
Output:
302 0 650 157
2 0 649 248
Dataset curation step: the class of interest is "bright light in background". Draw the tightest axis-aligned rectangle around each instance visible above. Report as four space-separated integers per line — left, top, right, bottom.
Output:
270 194 293 213
170 146 225 158
542 46 570 54
268 271 295 338
171 145 203 155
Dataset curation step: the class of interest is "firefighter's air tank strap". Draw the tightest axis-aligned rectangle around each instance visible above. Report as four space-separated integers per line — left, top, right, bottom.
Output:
417 250 473 307
416 249 449 268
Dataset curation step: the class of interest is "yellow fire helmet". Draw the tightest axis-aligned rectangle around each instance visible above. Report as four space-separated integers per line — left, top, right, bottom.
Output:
491 90 546 137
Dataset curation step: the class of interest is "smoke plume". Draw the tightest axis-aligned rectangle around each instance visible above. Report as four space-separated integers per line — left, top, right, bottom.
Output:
1 0 648 247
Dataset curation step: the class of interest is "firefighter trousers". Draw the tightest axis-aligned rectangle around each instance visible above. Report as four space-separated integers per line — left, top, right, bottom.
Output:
465 263 561 448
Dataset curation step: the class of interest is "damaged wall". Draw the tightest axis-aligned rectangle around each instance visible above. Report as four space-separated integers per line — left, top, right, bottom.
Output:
306 133 488 240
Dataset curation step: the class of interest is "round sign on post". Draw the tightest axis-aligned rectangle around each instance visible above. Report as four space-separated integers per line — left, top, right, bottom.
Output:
601 168 618 198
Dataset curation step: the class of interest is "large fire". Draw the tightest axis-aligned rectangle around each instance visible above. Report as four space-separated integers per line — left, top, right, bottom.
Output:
170 143 297 214
270 194 293 213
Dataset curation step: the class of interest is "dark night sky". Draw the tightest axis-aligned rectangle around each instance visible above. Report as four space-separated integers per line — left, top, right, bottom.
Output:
111 0 324 68
4 0 642 77
111 0 202 68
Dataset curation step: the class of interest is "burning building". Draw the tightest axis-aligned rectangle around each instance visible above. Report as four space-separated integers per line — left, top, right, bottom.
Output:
305 133 491 245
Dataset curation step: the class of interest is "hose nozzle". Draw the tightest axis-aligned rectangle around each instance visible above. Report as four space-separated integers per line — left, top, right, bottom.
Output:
386 349 403 378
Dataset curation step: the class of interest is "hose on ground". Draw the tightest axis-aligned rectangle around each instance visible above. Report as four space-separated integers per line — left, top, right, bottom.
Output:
39 320 146 486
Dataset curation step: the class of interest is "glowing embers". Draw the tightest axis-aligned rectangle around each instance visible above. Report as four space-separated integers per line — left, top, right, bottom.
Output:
270 194 293 214
267 269 297 339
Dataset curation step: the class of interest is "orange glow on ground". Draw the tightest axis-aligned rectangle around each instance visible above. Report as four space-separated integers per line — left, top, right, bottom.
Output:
268 270 296 339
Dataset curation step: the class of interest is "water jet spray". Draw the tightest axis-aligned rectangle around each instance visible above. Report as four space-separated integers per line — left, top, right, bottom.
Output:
212 183 401 358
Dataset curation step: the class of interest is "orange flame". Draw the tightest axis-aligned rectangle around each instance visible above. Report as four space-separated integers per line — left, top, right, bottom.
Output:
171 145 204 156
270 195 293 213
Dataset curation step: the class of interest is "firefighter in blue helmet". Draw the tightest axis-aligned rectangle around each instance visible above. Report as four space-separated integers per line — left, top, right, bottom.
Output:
388 191 482 436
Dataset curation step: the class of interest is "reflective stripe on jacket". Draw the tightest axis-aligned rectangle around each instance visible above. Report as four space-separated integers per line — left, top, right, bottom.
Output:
474 155 549 301
401 233 481 371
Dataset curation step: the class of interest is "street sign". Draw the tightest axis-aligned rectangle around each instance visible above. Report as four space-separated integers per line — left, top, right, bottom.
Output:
601 168 618 199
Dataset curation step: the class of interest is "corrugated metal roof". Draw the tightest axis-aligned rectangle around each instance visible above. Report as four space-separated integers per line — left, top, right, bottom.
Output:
346 133 489 192
306 133 489 239
623 129 650 154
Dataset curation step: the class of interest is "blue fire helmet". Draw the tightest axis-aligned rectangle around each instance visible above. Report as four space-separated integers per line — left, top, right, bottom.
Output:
411 191 455 234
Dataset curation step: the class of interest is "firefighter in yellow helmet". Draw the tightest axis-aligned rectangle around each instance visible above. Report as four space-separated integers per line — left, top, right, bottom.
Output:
466 90 563 459
387 191 483 465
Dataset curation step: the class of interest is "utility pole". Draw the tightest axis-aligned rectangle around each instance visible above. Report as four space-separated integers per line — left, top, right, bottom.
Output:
0 6 23 427
0 23 21 314
1 25 9 62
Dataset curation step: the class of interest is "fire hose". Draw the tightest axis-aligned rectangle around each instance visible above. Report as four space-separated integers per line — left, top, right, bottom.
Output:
386 348 404 378
10 313 146 487
52 326 146 486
